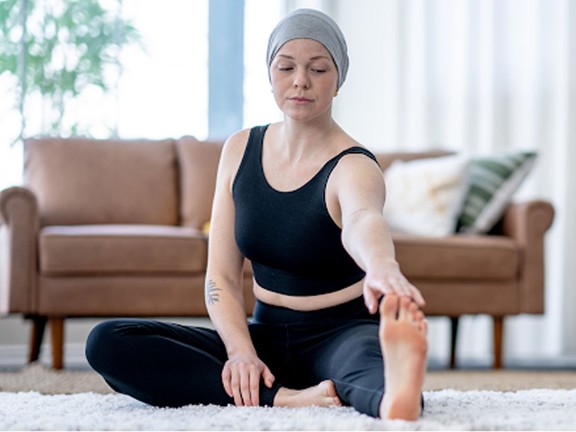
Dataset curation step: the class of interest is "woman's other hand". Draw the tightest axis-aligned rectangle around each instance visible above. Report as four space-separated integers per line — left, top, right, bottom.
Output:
222 352 275 406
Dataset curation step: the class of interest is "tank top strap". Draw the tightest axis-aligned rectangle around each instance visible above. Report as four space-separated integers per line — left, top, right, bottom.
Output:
319 146 380 183
233 125 269 193
246 124 269 161
330 146 379 166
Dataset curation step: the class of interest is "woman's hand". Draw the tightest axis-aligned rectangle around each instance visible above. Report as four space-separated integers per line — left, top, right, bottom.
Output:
222 352 275 406
363 260 425 314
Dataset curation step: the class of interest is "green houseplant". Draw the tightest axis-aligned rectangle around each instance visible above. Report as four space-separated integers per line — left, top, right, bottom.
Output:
0 0 141 141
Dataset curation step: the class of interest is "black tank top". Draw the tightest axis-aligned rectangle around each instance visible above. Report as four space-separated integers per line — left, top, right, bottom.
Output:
232 124 379 296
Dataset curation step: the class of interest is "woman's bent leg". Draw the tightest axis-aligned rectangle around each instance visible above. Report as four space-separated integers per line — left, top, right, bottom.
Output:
306 321 386 417
85 319 279 407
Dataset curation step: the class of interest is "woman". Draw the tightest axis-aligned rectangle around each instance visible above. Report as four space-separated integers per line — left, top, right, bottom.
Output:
86 8 428 420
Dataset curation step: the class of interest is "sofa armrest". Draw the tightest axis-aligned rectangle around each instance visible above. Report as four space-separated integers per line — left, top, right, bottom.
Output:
0 186 40 314
500 200 555 313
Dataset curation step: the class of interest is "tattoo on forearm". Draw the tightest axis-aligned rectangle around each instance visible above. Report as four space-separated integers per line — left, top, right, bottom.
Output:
205 279 223 305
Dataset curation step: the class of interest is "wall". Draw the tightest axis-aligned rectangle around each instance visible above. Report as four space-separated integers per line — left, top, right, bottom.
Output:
331 0 576 363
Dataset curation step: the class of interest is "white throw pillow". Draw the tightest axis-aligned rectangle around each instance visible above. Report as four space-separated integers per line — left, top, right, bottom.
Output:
383 155 470 237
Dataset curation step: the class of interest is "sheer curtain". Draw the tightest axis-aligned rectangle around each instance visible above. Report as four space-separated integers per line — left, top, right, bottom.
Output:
330 0 575 364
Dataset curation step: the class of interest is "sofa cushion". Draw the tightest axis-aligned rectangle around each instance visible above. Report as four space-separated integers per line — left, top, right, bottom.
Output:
25 138 179 226
393 233 519 280
39 225 207 276
176 137 223 229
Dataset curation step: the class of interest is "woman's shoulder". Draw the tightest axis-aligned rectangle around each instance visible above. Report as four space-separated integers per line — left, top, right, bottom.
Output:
218 124 272 178
332 134 381 177
220 127 253 162
224 127 250 149
223 124 275 150
214 129 249 182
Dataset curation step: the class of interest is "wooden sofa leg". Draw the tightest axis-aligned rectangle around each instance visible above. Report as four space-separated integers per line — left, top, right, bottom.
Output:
493 316 504 369
449 316 460 369
27 315 48 363
50 317 65 370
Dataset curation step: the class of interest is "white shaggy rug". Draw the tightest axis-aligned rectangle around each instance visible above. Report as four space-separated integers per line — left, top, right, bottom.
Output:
1 389 576 431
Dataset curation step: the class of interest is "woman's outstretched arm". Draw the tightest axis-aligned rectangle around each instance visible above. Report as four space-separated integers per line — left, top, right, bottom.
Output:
331 154 425 313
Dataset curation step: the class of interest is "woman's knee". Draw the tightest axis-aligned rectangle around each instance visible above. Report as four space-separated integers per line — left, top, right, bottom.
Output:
85 319 136 372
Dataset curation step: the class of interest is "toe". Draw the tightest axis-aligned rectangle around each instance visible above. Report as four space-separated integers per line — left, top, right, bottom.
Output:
380 294 400 320
397 296 412 320
418 319 429 335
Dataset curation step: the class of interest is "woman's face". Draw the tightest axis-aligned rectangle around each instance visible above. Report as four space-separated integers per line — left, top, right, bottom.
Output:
269 39 339 122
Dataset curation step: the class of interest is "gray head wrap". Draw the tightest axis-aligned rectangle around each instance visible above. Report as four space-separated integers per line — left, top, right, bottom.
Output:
266 8 349 89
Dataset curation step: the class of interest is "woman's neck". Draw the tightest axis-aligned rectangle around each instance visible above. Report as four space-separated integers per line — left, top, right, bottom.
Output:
277 117 340 161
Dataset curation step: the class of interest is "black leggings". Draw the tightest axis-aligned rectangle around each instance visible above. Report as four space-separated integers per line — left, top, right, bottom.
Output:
85 297 387 417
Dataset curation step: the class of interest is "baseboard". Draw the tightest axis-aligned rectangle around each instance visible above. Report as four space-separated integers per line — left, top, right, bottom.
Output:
1 343 575 371
0 343 89 370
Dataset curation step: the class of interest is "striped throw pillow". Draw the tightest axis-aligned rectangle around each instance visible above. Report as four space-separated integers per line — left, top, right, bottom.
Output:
457 152 537 234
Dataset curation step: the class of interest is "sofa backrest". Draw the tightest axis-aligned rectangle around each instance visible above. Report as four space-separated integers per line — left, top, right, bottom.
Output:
375 149 454 171
25 137 179 227
24 136 449 229
176 137 223 229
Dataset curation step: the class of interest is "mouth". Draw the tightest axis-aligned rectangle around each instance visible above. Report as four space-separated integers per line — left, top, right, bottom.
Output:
289 97 313 103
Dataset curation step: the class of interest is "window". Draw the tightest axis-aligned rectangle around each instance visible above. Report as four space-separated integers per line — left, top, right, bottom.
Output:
0 0 284 190
117 0 209 140
243 0 283 128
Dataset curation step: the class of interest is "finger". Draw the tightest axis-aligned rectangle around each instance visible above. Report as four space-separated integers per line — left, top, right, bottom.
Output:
393 274 423 305
230 371 243 406
411 286 426 306
262 366 275 388
363 284 380 314
392 285 409 299
397 280 423 305
240 368 252 406
392 277 412 298
232 387 243 406
390 279 416 303
221 366 233 397
250 366 260 406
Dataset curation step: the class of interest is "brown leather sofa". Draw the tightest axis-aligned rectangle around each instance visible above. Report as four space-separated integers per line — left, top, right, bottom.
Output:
0 137 554 369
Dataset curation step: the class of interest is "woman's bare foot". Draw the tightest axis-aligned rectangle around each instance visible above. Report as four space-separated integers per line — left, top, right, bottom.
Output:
379 294 428 420
273 380 342 408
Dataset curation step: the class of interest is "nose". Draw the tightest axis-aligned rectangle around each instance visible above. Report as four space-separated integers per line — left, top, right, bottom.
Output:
293 69 310 89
